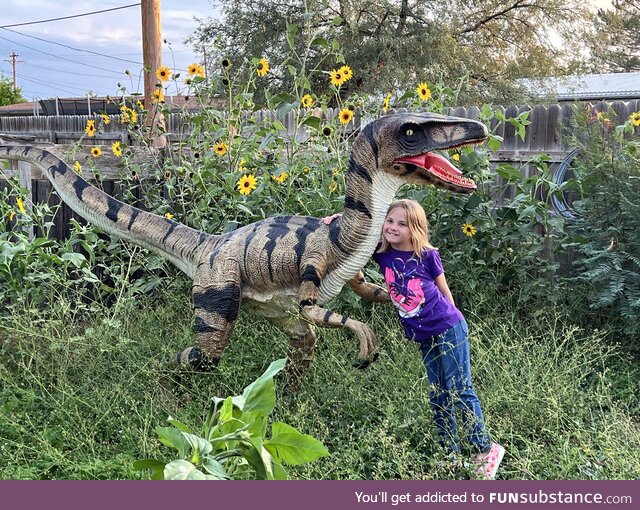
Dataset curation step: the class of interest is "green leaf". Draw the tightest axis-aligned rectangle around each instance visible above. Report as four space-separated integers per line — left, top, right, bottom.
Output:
310 37 329 49
183 432 213 458
301 116 322 130
241 358 286 415
265 422 330 465
167 416 192 434
495 164 523 182
201 458 230 479
332 16 343 26
275 101 296 119
133 458 166 480
163 460 207 480
239 441 274 480
286 22 298 50
487 135 503 152
273 462 288 480
156 426 190 458
61 252 86 268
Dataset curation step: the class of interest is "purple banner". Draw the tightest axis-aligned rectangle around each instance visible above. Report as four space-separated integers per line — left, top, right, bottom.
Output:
2 479 638 510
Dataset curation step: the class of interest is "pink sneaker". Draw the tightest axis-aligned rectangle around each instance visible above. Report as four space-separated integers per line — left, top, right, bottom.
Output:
472 443 505 479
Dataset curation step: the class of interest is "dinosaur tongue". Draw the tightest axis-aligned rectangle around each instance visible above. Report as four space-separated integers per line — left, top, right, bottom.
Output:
396 152 462 176
395 152 475 189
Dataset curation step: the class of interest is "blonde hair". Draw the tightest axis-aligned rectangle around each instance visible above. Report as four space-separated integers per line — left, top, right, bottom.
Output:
378 199 435 257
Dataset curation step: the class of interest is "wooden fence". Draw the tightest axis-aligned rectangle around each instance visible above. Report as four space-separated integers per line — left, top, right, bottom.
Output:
1 100 639 241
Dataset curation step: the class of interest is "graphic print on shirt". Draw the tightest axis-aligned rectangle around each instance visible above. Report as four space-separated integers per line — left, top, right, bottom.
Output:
384 257 425 318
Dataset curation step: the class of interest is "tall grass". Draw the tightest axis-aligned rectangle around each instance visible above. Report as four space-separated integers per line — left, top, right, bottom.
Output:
0 286 638 479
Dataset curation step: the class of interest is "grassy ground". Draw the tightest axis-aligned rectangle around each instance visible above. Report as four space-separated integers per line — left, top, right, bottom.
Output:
1 287 638 479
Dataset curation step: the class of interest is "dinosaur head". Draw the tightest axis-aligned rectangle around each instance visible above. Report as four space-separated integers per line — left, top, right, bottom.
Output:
365 112 488 193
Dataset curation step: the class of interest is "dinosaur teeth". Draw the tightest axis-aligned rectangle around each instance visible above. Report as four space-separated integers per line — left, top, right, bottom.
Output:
395 152 476 189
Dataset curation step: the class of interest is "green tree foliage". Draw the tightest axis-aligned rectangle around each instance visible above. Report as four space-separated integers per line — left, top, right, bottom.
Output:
0 74 26 106
585 0 640 72
565 107 640 336
190 0 591 104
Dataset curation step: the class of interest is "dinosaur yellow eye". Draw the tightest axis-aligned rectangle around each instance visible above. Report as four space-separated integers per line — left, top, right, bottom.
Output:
406 129 414 136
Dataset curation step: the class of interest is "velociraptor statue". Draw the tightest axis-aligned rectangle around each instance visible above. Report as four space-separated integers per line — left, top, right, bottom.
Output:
1 112 487 381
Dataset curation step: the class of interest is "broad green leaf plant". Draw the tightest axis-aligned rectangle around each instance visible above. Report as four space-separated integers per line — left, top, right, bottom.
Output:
134 359 329 479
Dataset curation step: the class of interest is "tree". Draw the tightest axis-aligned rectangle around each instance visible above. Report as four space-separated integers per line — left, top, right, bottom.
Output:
585 0 640 72
0 74 26 106
189 0 592 105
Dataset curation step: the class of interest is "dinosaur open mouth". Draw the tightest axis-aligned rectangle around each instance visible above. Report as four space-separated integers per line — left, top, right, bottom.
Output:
395 152 476 190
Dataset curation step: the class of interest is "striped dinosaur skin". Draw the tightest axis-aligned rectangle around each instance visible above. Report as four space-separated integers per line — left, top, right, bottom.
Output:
0 112 488 383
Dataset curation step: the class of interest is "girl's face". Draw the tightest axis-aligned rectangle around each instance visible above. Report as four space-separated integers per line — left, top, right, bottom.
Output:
383 208 413 251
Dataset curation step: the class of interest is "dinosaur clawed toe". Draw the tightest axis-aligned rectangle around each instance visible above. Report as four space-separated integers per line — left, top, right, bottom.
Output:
352 352 380 370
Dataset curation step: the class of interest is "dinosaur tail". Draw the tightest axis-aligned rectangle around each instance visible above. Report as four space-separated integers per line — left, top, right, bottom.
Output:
1 145 217 277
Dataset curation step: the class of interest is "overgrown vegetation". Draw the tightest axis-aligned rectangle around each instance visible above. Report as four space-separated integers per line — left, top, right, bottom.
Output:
1 17 639 480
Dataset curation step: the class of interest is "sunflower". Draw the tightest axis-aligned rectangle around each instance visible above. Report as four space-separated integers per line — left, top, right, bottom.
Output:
187 63 200 76
339 65 353 81
120 106 138 124
462 223 477 237
630 111 640 127
85 119 96 137
9 211 15 222
256 58 269 77
16 197 26 214
237 174 258 195
322 126 333 136
338 108 353 125
452 153 460 162
382 93 391 113
237 159 247 172
330 69 346 87
214 142 228 156
301 94 314 108
329 181 338 193
91 147 102 158
152 88 165 103
416 82 431 101
112 141 123 157
273 172 288 183
74 161 82 174
101 113 111 125
156 66 171 82
221 58 232 69
165 212 174 220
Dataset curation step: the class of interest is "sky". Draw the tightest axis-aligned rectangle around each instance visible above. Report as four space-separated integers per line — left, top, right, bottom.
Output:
0 0 219 101
0 0 615 103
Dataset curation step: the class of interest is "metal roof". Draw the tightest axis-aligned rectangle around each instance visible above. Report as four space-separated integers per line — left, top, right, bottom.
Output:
530 72 640 101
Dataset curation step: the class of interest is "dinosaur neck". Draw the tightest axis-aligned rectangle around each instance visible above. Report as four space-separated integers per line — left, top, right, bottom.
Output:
318 157 404 303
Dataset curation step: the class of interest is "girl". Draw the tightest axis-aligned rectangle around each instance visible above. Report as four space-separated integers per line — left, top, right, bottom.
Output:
324 199 504 479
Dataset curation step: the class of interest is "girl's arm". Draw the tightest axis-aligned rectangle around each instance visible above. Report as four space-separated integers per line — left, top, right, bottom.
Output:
435 273 455 306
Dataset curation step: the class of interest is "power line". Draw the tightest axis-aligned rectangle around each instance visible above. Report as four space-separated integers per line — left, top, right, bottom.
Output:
0 3 141 29
0 35 130 76
0 27 143 65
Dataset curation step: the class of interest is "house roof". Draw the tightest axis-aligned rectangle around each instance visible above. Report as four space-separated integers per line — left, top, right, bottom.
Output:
0 95 219 117
529 72 640 102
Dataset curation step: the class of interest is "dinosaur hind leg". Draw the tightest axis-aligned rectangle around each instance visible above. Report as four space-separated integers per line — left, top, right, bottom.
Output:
176 262 242 371
267 317 317 391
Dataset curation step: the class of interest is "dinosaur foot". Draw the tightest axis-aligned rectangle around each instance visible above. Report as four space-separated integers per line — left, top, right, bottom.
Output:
352 352 379 370
174 346 220 372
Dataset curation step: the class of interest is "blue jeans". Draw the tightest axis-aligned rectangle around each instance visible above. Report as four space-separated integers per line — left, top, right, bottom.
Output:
418 318 491 454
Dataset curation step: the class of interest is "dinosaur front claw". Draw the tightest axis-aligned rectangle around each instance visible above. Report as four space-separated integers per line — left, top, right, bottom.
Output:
352 352 379 370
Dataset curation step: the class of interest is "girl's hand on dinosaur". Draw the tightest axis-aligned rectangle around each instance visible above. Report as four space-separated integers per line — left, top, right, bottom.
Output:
322 213 342 224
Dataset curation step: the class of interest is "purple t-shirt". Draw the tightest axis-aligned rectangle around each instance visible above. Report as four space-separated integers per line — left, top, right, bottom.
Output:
373 247 463 340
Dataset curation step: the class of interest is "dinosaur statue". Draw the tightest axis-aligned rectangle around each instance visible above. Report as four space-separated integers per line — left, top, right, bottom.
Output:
0 112 487 381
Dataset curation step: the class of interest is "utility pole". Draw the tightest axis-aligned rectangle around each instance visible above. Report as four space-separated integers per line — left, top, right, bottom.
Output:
141 0 166 148
5 52 23 91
